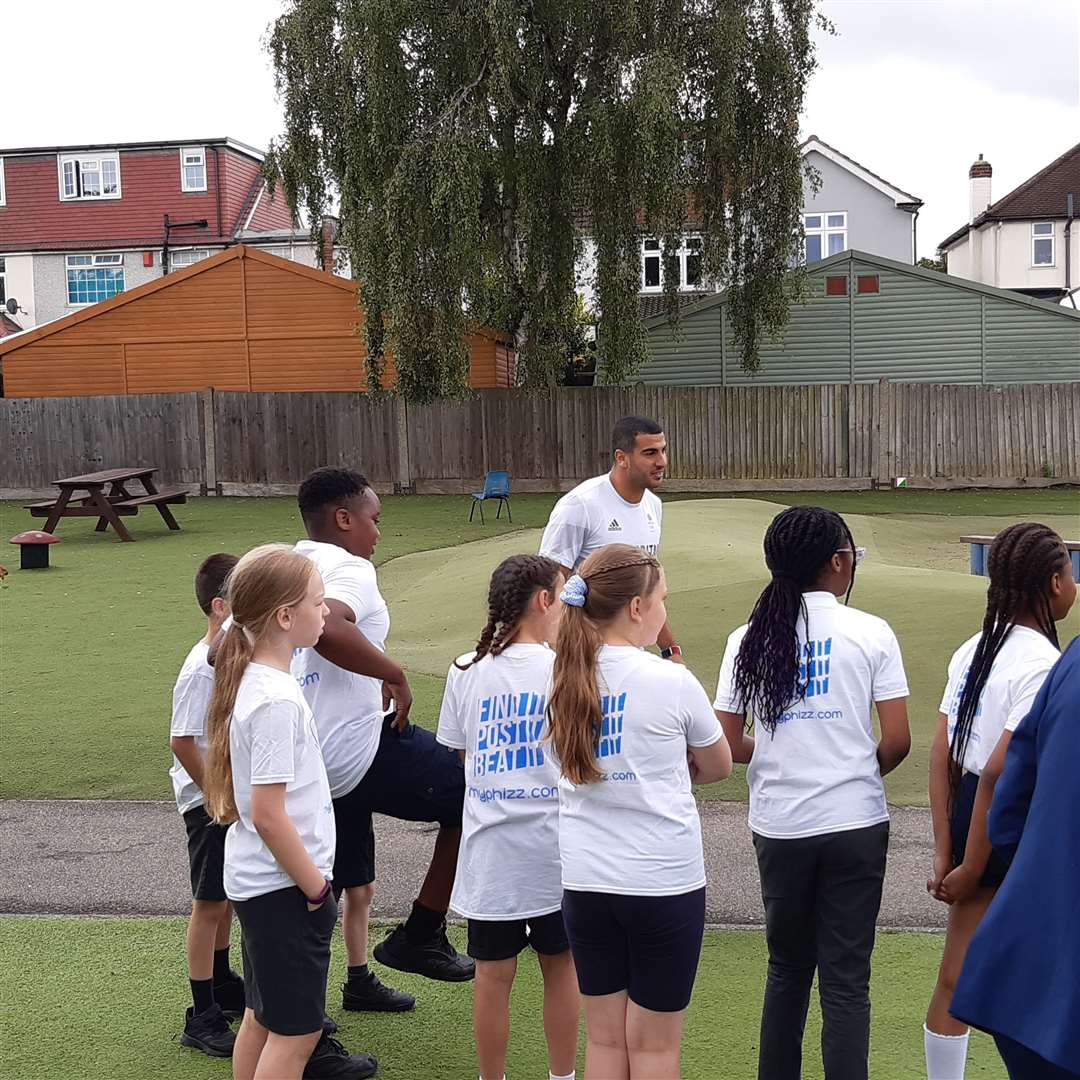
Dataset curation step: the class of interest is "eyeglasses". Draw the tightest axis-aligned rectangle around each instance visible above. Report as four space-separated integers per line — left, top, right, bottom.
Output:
836 546 867 566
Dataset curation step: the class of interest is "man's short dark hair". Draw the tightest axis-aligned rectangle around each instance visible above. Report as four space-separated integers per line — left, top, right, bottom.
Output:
195 553 239 616
612 416 663 454
298 467 371 522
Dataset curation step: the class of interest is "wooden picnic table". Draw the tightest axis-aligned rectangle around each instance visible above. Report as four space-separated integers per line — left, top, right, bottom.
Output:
24 467 189 543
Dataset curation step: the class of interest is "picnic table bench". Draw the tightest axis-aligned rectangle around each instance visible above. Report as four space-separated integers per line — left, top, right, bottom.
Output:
961 534 1080 579
24 467 188 543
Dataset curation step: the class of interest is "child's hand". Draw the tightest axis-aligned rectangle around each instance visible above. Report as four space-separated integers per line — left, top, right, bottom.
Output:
939 863 980 905
927 852 952 903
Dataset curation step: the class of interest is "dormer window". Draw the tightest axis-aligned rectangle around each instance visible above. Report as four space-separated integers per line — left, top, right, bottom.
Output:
58 152 121 201
181 148 207 192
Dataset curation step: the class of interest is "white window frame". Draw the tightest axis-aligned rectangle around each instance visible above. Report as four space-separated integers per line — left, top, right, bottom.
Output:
803 211 847 263
165 248 212 268
640 234 705 292
0 256 6 305
65 252 125 306
0 158 6 207
1031 222 1055 268
180 147 207 193
57 152 122 201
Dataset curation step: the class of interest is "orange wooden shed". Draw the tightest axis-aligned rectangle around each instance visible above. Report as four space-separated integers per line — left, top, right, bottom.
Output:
0 246 517 397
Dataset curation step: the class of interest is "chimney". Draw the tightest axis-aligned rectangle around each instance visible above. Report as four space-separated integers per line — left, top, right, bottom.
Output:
969 154 992 223
319 215 339 273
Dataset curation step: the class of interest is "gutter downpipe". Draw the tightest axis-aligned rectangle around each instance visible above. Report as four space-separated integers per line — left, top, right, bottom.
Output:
1066 193 1076 309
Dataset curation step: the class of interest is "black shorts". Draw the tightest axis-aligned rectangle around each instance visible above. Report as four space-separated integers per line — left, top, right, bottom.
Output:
183 805 228 903
951 771 1010 888
562 887 706 1013
467 910 570 962
234 886 337 1036
331 715 465 890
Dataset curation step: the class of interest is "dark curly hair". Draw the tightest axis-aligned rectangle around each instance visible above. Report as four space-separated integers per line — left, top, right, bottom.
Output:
297 468 371 522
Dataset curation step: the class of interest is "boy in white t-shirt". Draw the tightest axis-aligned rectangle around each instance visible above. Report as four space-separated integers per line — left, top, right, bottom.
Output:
539 416 686 664
437 554 579 1080
923 523 1076 1080
713 506 910 1080
169 553 242 1057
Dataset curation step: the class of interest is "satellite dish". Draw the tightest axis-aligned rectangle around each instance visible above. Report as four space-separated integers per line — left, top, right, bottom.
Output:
4 298 17 315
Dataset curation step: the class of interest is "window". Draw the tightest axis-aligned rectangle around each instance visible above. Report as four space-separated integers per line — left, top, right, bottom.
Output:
856 274 880 294
180 147 207 192
804 212 847 263
0 257 6 305
825 274 848 296
0 157 5 207
641 235 705 291
66 253 124 305
58 152 121 200
1032 222 1054 266
168 248 211 268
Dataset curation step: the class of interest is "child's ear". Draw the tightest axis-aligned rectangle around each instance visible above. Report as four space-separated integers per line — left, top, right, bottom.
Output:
211 596 229 619
1048 571 1063 597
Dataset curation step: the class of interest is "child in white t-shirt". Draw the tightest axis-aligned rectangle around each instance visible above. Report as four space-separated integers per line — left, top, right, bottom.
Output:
713 506 910 1080
546 543 732 1080
169 553 241 1057
202 544 375 1080
436 554 578 1080
924 523 1076 1080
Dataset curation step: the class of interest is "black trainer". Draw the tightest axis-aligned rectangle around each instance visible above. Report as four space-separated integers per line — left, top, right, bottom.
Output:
180 1003 236 1058
322 1014 339 1034
212 974 245 1018
373 922 475 982
342 971 416 1013
303 1034 378 1079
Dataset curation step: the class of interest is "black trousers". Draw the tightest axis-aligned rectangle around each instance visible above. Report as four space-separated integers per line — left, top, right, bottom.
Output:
752 822 889 1080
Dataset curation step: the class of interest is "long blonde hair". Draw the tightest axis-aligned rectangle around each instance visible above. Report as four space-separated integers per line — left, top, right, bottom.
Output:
204 544 316 824
547 544 662 785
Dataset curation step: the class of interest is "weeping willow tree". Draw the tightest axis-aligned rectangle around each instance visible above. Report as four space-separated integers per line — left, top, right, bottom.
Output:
267 0 822 403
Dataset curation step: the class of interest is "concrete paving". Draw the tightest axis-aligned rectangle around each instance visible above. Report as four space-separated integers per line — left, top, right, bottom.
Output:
0 799 946 929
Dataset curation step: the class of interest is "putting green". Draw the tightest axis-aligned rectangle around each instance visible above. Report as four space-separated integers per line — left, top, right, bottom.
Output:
383 499 1080 806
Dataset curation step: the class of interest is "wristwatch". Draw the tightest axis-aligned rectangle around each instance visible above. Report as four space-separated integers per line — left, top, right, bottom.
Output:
660 645 683 660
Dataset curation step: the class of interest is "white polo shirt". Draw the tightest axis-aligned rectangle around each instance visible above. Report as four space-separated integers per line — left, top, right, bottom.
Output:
169 639 214 815
539 474 662 571
940 626 1059 776
713 591 909 840
292 540 390 798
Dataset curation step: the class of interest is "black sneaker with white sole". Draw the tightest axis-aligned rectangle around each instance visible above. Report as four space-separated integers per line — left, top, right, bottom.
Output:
373 922 475 982
303 1034 378 1079
212 974 245 1019
342 971 415 1013
180 1003 236 1058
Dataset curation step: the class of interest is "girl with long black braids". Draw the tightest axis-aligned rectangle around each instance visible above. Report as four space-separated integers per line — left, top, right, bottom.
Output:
713 505 911 1080
924 523 1075 1080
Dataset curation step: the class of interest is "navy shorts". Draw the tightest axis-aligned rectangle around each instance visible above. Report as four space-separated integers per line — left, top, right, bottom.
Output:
562 887 706 1012
951 771 1010 888
467 910 570 962
183 805 228 902
331 715 465 889
234 886 337 1036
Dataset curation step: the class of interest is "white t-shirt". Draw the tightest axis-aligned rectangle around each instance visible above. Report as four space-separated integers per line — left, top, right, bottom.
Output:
224 663 336 901
713 591 909 840
169 640 214 815
556 646 723 896
292 540 390 798
436 644 562 920
940 626 1059 776
539 474 662 572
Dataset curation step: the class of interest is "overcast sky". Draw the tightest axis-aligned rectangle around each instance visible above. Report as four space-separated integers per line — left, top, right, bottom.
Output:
4 0 1078 258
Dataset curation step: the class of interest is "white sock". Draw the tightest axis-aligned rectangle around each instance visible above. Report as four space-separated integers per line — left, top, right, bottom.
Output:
550 1073 576 1080
925 1024 969 1080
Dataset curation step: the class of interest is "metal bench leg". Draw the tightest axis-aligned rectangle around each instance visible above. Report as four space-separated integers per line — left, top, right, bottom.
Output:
469 500 476 523
505 498 511 523
496 500 503 520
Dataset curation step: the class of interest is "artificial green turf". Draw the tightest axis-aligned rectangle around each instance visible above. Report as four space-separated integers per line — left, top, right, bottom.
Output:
1 491 1076 801
0 917 1007 1080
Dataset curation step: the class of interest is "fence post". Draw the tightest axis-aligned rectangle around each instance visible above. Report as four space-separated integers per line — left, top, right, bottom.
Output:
199 386 219 496
877 378 893 486
393 395 413 494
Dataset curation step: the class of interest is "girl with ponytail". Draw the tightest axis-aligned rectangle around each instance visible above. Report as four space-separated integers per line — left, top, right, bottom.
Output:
436 554 579 1080
713 505 911 1080
547 543 732 1080
924 523 1075 1080
205 544 372 1080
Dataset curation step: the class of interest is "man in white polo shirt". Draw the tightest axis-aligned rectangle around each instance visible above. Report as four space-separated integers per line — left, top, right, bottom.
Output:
539 415 683 661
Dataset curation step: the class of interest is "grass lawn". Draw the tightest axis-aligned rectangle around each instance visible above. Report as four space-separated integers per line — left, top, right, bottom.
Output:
1 489 1076 802
0 917 1008 1080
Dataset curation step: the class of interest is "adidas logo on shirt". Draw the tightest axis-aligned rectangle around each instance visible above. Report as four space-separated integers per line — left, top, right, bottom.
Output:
608 519 621 532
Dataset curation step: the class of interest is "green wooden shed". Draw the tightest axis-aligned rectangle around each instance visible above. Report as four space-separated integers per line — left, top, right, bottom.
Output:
638 250 1080 386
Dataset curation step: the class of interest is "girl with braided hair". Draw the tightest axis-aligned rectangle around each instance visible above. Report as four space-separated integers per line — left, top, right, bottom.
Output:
713 505 911 1080
547 543 732 1080
924 522 1075 1080
435 554 580 1080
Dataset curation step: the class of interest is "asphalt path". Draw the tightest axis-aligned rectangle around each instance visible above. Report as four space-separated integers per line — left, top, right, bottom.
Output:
0 799 946 929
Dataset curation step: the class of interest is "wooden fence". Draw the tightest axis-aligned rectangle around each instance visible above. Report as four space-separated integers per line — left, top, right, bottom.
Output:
2 382 1078 498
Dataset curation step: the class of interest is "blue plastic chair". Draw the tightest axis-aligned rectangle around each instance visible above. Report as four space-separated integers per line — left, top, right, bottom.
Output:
469 471 511 524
